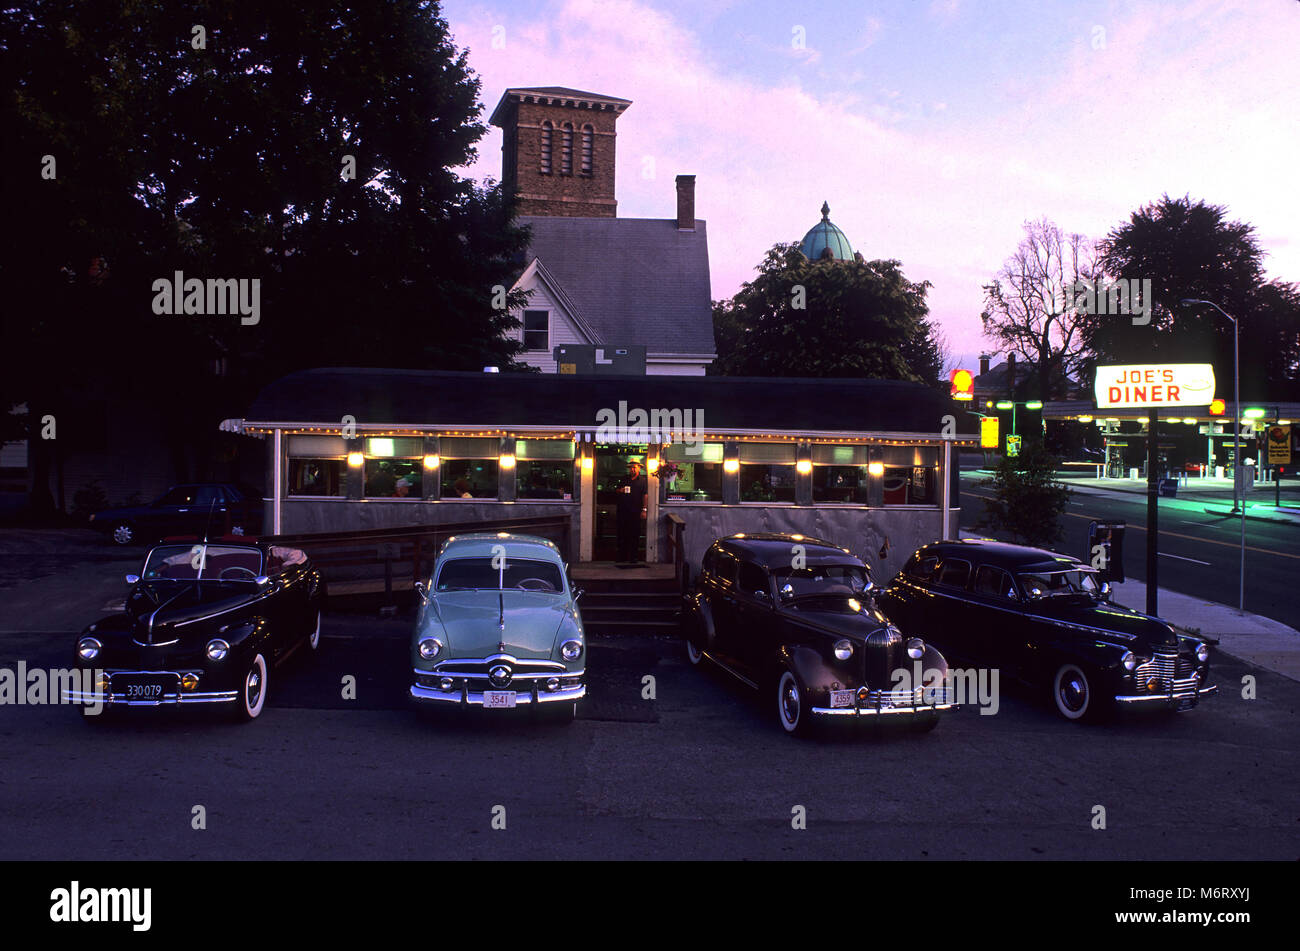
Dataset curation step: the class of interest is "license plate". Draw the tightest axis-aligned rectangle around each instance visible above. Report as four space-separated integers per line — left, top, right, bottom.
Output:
117 674 176 701
829 689 855 709
483 691 517 709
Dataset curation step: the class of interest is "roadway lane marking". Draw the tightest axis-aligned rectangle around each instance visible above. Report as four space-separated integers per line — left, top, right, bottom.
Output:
1062 511 1300 561
1159 552 1211 566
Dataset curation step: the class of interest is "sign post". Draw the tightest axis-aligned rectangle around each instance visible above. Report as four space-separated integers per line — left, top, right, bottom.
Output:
1094 363 1217 618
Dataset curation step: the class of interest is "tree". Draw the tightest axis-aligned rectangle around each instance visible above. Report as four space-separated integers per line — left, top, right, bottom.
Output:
1082 195 1300 400
711 243 946 383
2 0 531 513
980 218 1096 399
975 444 1073 548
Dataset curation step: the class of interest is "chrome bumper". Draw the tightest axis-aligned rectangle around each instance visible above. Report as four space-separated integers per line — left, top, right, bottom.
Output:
409 682 586 706
62 688 238 706
811 687 957 718
1115 679 1217 708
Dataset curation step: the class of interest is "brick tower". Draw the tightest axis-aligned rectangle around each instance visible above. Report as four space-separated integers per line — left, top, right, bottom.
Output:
489 87 632 218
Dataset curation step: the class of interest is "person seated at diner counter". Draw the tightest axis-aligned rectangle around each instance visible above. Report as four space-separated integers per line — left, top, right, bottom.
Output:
453 478 472 499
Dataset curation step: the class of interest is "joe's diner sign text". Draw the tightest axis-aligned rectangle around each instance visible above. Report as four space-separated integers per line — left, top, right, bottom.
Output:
1094 363 1216 409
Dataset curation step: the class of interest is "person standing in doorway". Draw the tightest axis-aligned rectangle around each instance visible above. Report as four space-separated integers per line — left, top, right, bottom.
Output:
615 459 648 566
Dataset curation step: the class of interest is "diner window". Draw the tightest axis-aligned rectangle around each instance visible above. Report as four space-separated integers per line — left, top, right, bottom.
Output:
440 437 499 499
812 444 868 503
363 437 424 499
880 446 940 505
287 435 346 497
662 442 724 502
739 443 796 503
523 310 549 351
516 439 575 500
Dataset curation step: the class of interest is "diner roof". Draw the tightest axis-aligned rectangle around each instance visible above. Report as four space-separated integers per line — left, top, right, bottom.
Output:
239 368 964 439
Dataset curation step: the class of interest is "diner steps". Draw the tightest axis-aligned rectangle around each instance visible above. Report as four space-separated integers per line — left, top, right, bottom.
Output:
577 577 682 636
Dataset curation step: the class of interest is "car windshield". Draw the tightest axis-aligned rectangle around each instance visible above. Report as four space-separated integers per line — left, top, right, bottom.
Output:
772 564 872 600
435 557 565 593
141 544 263 581
1018 568 1098 600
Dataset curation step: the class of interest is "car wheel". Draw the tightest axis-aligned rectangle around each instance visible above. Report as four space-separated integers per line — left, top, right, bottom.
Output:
685 636 704 666
776 668 811 736
235 653 268 721
1052 663 1095 721
110 522 135 545
307 611 321 652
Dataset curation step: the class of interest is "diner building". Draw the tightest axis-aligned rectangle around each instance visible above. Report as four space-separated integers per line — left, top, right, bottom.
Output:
227 368 973 579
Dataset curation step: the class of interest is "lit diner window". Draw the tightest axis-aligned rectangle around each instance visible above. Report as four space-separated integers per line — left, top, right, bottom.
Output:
286 435 346 497
739 442 797 503
440 437 499 500
812 444 869 503
363 437 425 499
662 442 724 502
516 440 575 500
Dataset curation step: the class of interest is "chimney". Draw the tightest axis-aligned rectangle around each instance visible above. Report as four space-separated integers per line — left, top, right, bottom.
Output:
675 174 696 231
979 354 990 376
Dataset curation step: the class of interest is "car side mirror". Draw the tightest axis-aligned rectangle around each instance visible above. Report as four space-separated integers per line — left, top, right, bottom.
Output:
125 574 140 585
779 583 794 601
414 581 429 603
572 587 584 602
1098 581 1112 601
754 589 769 600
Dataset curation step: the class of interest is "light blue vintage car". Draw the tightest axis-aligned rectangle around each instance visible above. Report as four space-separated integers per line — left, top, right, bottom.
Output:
409 533 586 721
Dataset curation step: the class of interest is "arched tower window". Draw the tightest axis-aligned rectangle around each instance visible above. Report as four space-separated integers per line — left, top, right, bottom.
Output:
560 122 573 175
539 121 553 174
581 124 594 175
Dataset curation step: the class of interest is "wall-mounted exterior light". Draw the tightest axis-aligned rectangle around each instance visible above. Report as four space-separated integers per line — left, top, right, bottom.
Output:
499 454 516 469
723 458 739 474
347 452 364 467
423 454 439 470
867 461 885 477
581 456 594 474
796 459 812 475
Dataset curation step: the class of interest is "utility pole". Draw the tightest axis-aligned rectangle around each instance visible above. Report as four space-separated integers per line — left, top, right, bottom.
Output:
1146 409 1159 616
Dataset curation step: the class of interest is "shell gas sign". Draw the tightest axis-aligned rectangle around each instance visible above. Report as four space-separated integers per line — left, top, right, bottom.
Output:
1094 363 1216 409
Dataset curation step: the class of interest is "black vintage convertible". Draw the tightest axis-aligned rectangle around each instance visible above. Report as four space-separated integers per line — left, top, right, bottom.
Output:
876 539 1217 722
682 533 956 736
66 538 325 721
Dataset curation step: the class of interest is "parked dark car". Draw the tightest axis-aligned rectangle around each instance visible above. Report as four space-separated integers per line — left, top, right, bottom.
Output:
64 538 325 720
89 483 263 545
682 533 955 736
876 539 1217 722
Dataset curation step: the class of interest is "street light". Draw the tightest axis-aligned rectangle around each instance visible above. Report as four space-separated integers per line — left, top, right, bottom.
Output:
1180 298 1245 611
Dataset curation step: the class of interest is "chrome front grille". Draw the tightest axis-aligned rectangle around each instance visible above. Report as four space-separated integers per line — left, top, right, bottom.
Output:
1135 650 1192 688
862 685 955 708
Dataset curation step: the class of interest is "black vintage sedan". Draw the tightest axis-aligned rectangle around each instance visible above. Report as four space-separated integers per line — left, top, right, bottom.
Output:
65 538 325 721
682 533 955 736
876 539 1217 722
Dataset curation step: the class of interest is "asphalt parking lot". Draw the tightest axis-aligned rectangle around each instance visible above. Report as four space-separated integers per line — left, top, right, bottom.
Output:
0 606 1295 861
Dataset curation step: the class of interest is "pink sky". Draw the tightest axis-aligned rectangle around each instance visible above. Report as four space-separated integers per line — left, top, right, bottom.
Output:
447 0 1300 370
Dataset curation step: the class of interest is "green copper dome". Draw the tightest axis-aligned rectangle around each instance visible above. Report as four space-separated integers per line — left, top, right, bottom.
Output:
799 201 855 261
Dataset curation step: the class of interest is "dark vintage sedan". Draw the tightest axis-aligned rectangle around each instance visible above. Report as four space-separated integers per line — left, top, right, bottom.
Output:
682 533 955 736
876 539 1217 722
89 483 263 546
65 538 325 720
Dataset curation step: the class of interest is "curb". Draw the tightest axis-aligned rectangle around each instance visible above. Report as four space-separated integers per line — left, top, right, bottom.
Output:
1202 507 1300 526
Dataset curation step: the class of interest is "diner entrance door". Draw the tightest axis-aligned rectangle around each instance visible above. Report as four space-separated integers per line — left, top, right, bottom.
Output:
591 444 649 562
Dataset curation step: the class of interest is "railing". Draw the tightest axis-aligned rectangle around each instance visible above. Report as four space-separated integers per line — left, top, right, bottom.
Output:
664 513 687 590
262 514 573 602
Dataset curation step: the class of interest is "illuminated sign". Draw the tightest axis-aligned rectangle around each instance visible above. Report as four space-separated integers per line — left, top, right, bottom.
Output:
1005 434 1022 457
1267 425 1292 465
950 368 974 400
980 417 999 449
1208 399 1226 416
1094 364 1215 409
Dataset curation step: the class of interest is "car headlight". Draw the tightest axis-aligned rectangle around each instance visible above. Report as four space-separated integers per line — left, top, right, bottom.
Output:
206 638 230 661
1196 642 1209 663
906 637 925 660
560 639 583 661
77 637 101 661
1121 650 1137 671
418 637 444 660
833 639 853 661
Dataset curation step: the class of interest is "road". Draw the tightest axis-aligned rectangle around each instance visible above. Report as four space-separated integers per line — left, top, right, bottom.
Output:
959 474 1300 631
0 614 1295 861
